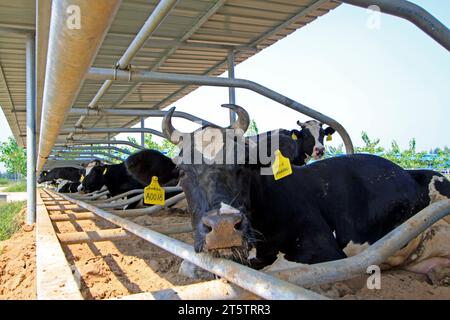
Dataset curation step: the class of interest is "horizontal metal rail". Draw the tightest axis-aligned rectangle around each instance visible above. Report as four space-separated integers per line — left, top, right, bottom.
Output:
51 150 125 162
95 186 182 209
69 108 214 126
89 189 144 203
56 139 145 150
54 190 327 300
340 0 450 52
60 127 165 138
112 192 186 218
53 145 132 155
87 68 354 154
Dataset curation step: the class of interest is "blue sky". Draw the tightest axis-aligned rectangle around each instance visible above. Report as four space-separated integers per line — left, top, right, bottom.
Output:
1 0 449 167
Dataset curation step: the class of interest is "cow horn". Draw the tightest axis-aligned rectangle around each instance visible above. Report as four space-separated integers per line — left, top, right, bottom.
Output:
162 107 185 144
222 104 250 134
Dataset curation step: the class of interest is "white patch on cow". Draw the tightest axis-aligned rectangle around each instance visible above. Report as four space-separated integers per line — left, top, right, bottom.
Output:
304 121 323 148
343 241 370 257
77 184 83 192
428 175 448 204
332 230 337 239
248 248 257 260
84 161 98 176
56 179 71 192
219 202 240 215
193 127 224 160
262 252 305 272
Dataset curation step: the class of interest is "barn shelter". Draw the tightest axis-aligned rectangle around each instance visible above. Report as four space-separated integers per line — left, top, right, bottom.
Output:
0 0 449 300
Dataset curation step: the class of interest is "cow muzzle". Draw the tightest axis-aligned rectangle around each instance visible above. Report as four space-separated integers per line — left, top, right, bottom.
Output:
313 146 325 159
202 210 244 251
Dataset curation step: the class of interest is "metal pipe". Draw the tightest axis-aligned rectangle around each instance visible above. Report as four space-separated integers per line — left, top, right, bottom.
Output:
69 108 214 126
56 139 145 150
270 200 450 287
26 33 36 225
228 50 237 124
89 189 144 203
51 150 124 162
87 68 355 154
53 145 132 155
112 192 186 218
54 190 328 300
60 127 164 138
68 0 179 139
141 117 145 147
37 0 122 172
96 186 182 209
339 0 450 52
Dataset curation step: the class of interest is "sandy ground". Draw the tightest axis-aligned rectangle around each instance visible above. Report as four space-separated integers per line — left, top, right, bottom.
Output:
0 197 449 300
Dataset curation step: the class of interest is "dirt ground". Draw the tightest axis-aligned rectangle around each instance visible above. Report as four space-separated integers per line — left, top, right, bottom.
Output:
0 198 449 300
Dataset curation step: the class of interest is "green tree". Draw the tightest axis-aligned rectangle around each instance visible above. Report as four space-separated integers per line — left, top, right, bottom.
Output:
356 131 385 154
0 137 26 178
245 119 259 137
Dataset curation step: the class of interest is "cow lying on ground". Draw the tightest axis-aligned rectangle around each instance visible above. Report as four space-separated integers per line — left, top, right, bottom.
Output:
127 103 450 283
81 150 180 208
38 167 82 184
56 179 81 193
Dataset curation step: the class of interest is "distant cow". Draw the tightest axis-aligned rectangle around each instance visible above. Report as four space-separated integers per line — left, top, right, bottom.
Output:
131 103 450 283
38 167 82 184
56 180 81 193
246 121 335 167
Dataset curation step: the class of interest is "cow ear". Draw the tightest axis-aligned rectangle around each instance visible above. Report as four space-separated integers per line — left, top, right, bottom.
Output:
324 127 336 135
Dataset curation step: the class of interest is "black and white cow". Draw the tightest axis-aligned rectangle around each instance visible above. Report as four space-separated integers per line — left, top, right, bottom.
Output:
56 180 81 193
38 167 82 184
246 121 335 167
127 103 450 282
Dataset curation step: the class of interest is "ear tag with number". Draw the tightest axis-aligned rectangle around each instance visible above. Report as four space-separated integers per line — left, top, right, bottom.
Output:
326 134 332 142
144 176 165 206
272 150 293 181
103 168 108 175
80 175 84 182
291 133 298 141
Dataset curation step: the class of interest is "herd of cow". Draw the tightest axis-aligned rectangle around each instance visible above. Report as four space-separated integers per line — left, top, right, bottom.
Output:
38 104 450 284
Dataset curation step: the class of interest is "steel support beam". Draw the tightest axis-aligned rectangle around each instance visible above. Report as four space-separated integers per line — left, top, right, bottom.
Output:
26 33 37 224
140 117 145 147
37 0 122 172
339 0 450 52
228 50 237 124
50 150 124 162
69 108 214 126
68 0 179 140
56 139 145 150
87 68 355 154
60 127 165 138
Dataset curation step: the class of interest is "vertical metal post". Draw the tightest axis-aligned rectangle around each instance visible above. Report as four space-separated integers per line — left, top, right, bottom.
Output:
140 117 145 147
26 33 36 225
228 50 236 124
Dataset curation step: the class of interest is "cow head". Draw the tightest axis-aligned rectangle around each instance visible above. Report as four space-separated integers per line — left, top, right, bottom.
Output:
80 160 105 193
37 170 50 183
295 120 335 161
162 104 257 262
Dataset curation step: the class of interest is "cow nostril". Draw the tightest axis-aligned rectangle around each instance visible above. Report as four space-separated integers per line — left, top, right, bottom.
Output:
202 222 212 233
234 219 243 231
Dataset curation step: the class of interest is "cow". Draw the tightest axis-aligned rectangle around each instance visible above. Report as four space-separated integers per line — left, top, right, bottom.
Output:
38 167 82 184
81 150 180 208
127 103 450 283
56 180 81 193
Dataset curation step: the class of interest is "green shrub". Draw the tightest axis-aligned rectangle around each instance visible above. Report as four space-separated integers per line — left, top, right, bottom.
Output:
0 201 25 241
3 181 26 192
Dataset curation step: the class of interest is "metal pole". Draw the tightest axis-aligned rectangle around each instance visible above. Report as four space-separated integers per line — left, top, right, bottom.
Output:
140 117 145 147
26 33 36 225
339 0 450 52
87 68 355 154
228 50 236 124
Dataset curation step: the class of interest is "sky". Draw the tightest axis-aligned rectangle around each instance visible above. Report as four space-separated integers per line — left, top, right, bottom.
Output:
0 0 449 171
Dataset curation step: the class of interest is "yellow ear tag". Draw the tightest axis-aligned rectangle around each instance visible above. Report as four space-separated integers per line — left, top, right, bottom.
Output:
326 134 332 142
103 168 108 175
144 176 165 206
80 175 84 182
291 133 298 141
272 150 293 181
